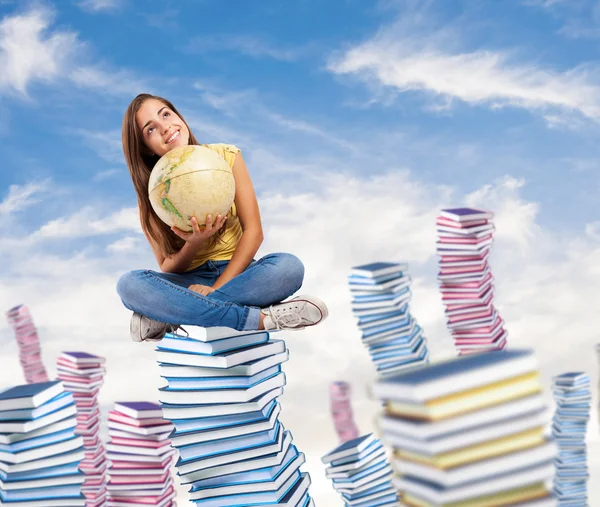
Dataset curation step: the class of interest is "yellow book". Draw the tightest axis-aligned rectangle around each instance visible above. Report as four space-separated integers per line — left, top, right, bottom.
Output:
386 372 541 421
394 427 545 469
403 482 550 507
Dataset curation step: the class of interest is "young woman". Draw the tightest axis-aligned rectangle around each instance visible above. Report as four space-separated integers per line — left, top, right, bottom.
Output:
116 94 328 342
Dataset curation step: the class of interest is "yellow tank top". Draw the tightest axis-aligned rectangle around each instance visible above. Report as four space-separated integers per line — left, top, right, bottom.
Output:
185 143 243 271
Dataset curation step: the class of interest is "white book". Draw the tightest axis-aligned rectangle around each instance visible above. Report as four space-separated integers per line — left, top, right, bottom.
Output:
158 331 269 355
191 445 299 488
161 387 283 421
177 422 280 461
0 447 84 474
166 365 280 390
0 499 85 506
0 471 84 490
393 441 555 488
0 382 64 411
326 447 387 475
170 404 281 447
189 453 305 500
245 473 310 507
333 462 391 490
0 436 83 464
159 350 289 378
176 424 284 475
321 434 378 464
0 416 76 445
393 461 554 505
382 408 549 455
371 349 538 402
169 326 273 343
179 431 293 484
336 473 391 495
155 340 286 369
106 441 172 457
350 262 408 279
158 372 286 405
378 394 545 440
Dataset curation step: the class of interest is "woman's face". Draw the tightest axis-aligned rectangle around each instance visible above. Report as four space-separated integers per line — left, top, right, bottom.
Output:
136 98 190 157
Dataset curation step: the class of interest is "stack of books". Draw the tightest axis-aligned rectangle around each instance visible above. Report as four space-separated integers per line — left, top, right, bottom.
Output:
155 326 314 506
5 305 50 383
321 433 399 506
551 372 591 506
56 352 107 506
596 343 600 423
105 402 176 506
348 262 429 377
371 349 557 506
0 380 85 506
329 381 359 444
435 207 507 355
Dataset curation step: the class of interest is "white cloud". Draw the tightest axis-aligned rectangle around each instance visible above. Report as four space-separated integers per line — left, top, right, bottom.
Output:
75 129 124 164
0 180 50 216
32 206 139 240
327 14 600 123
69 65 149 97
93 169 122 181
77 0 123 12
0 6 80 96
0 172 599 504
106 235 139 253
185 35 305 61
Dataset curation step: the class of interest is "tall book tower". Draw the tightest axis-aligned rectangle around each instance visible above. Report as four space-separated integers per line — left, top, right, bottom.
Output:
105 401 176 506
329 381 359 444
347 262 429 377
551 372 591 506
6 305 50 384
56 352 107 506
371 349 557 506
435 207 507 355
154 327 314 506
0 381 86 506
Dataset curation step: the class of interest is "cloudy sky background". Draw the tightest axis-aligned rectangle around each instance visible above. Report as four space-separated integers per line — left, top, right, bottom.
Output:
1 0 600 504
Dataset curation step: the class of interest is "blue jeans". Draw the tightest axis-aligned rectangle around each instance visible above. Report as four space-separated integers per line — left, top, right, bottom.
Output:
116 253 304 331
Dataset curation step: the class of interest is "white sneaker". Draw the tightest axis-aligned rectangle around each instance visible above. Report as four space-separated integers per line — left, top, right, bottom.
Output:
130 313 186 342
261 295 328 331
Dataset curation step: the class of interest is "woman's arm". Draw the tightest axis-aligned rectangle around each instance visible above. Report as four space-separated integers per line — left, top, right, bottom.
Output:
141 207 227 274
211 151 264 290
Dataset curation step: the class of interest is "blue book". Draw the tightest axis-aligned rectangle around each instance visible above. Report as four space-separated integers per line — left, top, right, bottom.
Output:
321 434 377 464
157 332 269 356
351 262 408 279
0 428 75 453
0 393 74 421
177 422 280 461
165 365 281 391
190 445 299 489
170 404 281 448
172 400 277 434
0 382 63 411
348 271 407 286
189 451 305 500
0 461 81 482
191 472 308 507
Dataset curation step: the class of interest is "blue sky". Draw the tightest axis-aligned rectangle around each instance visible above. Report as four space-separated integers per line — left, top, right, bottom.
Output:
1 1 600 504
3 0 600 234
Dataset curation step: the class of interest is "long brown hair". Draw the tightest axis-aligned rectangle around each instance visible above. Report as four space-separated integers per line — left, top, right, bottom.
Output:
122 93 224 256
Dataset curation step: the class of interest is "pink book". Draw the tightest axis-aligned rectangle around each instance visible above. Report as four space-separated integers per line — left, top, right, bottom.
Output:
448 307 494 324
109 412 169 427
436 217 489 228
110 437 169 448
438 233 493 245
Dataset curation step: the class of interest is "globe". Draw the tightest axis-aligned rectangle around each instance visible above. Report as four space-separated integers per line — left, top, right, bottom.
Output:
148 145 236 232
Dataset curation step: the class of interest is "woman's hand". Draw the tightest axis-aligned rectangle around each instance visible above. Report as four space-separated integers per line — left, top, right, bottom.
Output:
171 215 227 249
189 284 215 296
